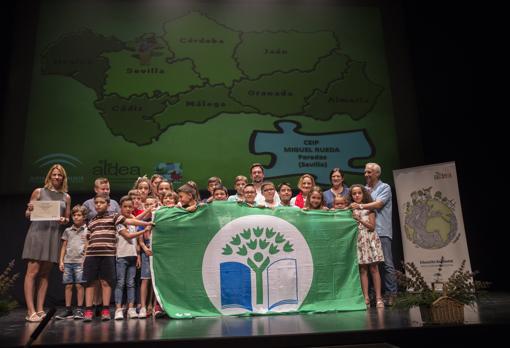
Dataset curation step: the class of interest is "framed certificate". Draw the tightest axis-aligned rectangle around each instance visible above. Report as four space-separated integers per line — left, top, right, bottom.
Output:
30 201 61 221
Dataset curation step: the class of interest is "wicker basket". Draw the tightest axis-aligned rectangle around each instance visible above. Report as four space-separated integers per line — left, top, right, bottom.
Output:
419 296 464 324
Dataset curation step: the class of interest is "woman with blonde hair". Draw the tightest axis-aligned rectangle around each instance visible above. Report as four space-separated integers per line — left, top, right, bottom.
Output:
22 164 71 322
290 174 316 208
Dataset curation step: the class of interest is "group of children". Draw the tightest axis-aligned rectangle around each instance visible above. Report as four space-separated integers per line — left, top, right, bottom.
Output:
57 171 385 321
57 187 152 321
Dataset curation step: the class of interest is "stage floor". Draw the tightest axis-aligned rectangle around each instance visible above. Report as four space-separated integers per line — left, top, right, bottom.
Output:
1 293 509 348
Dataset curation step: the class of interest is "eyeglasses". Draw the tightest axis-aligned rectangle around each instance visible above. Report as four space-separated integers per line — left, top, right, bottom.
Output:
244 191 256 195
263 188 275 192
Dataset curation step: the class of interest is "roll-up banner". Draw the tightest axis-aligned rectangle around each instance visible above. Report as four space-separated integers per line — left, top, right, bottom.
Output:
393 162 472 285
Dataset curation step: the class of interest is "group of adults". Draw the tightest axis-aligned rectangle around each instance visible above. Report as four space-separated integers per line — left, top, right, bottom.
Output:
21 161 397 320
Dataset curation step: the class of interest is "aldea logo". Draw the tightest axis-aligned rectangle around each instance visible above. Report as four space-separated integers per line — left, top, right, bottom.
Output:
34 153 82 168
202 215 313 315
92 160 141 176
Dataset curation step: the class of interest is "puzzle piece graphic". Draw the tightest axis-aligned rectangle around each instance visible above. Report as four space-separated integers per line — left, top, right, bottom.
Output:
251 121 372 184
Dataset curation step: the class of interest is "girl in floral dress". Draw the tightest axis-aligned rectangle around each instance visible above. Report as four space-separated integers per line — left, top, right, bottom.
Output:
350 184 385 308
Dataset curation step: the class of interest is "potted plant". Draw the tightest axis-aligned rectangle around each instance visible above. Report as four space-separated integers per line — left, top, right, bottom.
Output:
394 258 487 324
0 260 19 316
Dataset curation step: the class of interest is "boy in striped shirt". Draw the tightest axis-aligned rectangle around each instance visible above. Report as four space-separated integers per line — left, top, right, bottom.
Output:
82 193 152 321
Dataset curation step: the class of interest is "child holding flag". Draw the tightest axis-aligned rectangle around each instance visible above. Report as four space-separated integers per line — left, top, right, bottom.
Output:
350 184 385 308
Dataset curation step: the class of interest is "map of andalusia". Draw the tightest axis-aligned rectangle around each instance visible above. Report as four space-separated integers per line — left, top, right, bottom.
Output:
41 12 383 146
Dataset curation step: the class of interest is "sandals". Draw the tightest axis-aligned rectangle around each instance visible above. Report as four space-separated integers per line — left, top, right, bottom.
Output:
365 298 371 309
376 298 385 308
37 311 46 319
25 312 42 322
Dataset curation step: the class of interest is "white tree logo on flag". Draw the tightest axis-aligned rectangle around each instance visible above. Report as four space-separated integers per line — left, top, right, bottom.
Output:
202 215 313 315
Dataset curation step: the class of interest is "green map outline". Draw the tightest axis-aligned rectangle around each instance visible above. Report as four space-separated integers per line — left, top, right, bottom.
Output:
41 11 384 146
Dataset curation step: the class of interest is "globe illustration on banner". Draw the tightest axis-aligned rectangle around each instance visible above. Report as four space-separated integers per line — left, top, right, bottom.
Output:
403 187 459 249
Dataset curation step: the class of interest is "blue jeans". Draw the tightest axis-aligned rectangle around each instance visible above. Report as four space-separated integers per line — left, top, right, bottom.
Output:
115 256 137 305
379 236 397 294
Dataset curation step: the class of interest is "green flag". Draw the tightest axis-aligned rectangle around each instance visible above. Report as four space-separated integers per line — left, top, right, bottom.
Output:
152 201 364 318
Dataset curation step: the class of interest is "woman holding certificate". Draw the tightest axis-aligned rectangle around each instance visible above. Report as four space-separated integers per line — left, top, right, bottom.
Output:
22 164 71 322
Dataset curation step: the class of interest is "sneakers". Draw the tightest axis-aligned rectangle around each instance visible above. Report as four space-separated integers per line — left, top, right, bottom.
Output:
83 309 94 322
55 308 74 320
127 308 138 319
74 308 84 320
153 303 165 318
138 307 147 319
114 308 124 320
101 308 111 321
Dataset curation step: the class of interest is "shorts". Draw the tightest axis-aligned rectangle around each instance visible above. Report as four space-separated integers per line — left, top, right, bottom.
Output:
62 263 85 284
140 252 151 279
82 256 116 287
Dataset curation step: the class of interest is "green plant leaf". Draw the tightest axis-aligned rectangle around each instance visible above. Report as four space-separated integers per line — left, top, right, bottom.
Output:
240 228 251 240
275 233 285 243
269 244 279 255
237 245 248 256
283 241 294 252
247 239 258 250
253 227 264 237
265 227 276 239
230 234 241 246
259 239 269 249
222 244 233 255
